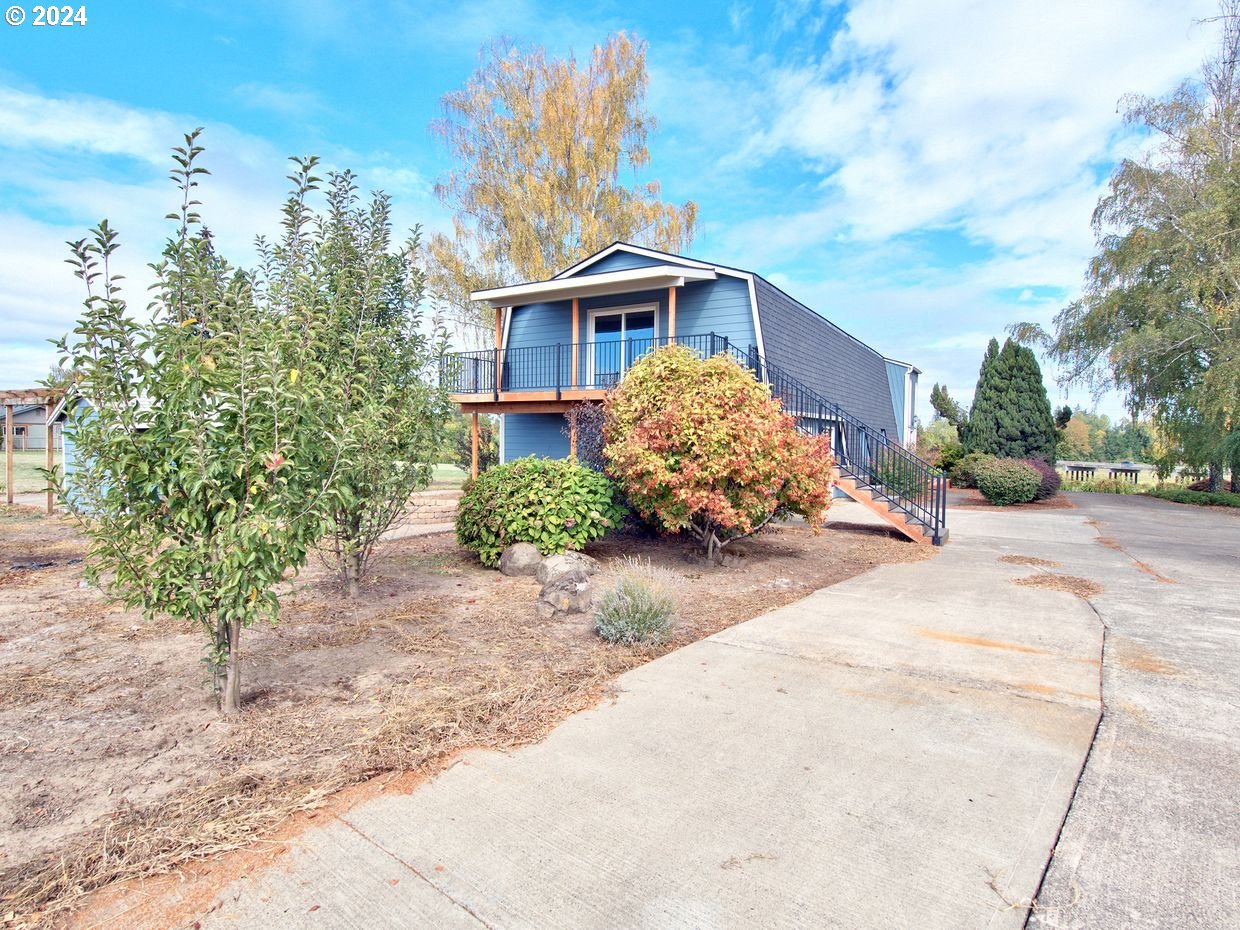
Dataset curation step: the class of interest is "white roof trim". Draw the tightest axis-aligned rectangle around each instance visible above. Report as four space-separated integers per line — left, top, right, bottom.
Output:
470 265 718 305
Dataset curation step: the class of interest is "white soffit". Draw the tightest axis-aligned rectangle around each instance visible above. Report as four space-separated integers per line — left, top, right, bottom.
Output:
470 265 717 305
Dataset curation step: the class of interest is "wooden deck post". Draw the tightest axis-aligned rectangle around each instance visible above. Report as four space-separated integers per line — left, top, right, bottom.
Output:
45 401 55 514
5 403 13 505
570 422 578 458
470 412 480 480
571 297 579 388
668 286 677 340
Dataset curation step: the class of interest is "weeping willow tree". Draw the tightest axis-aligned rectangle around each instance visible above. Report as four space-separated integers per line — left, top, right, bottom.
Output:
426 32 698 342
1014 3 1240 489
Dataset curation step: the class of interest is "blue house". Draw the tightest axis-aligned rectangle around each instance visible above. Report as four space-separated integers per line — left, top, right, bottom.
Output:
441 243 945 544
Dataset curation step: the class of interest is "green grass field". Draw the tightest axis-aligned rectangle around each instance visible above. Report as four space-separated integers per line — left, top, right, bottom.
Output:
431 463 468 488
0 449 62 494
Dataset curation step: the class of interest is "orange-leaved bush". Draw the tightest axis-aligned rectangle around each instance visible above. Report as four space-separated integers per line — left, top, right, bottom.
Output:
604 345 835 561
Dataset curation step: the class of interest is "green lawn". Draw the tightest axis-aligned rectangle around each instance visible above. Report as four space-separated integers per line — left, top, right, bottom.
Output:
431 463 468 488
0 449 61 494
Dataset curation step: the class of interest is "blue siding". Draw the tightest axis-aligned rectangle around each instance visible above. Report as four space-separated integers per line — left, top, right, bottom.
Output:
573 249 693 276
508 299 572 348
503 413 570 461
675 275 755 349
885 361 907 442
504 277 757 387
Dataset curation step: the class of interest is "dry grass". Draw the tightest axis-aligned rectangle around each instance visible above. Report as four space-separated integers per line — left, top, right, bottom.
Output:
0 519 929 928
998 555 1061 568
1013 573 1104 600
2 658 638 929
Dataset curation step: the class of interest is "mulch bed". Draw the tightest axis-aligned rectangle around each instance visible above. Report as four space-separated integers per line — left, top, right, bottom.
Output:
948 488 1077 510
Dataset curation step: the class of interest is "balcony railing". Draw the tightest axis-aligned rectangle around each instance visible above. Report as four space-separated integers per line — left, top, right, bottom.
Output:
440 333 728 396
440 333 947 544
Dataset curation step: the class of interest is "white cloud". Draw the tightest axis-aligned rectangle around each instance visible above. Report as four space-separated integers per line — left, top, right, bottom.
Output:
655 0 1219 420
0 86 441 390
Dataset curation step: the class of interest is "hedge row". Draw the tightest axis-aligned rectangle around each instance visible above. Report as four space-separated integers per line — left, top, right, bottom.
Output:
1145 487 1240 508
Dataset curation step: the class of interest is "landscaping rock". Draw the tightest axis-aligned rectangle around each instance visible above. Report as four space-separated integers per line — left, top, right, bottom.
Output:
535 569 593 619
536 551 600 585
499 543 542 577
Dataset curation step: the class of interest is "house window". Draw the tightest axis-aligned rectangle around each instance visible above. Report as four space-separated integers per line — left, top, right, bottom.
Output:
588 304 658 387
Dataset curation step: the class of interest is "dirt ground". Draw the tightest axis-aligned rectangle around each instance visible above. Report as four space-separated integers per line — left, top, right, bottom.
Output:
0 505 930 927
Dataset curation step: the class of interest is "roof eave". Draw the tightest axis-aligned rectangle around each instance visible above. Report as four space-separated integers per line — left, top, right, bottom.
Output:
470 265 718 305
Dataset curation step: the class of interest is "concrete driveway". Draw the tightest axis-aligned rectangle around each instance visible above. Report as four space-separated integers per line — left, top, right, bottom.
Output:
1029 494 1240 930
182 495 1233 929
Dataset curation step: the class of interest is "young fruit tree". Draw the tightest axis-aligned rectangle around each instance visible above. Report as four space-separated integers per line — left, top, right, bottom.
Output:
57 131 442 712
604 346 835 562
306 171 452 596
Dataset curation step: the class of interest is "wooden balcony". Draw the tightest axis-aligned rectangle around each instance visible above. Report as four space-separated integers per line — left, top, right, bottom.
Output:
441 333 737 413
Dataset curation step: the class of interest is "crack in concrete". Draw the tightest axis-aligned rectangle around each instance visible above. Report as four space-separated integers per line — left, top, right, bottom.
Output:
1022 592 1109 930
705 635 1100 711
338 817 495 928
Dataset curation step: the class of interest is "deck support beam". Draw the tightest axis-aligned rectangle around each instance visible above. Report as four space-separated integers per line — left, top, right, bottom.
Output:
45 401 55 514
570 422 578 458
668 286 677 340
470 412 480 480
4 404 12 505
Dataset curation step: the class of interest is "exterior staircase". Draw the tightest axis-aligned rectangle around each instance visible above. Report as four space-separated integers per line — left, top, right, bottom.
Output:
715 341 949 546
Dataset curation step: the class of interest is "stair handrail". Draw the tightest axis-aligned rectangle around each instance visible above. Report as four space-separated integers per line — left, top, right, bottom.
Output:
717 341 946 544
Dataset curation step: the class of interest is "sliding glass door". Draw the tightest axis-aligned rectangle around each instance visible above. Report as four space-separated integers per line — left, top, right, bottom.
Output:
589 306 657 387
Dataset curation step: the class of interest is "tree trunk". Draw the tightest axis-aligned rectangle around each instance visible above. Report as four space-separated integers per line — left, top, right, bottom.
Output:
1208 461 1222 493
221 616 242 715
347 550 361 598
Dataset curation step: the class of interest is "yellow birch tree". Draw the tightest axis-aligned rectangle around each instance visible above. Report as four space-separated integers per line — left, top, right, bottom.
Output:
426 32 698 342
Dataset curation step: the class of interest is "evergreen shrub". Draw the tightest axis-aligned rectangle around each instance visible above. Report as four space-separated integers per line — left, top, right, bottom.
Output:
975 458 1042 506
950 452 996 489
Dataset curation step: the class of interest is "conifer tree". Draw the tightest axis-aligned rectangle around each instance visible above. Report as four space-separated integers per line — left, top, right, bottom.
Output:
965 338 1057 462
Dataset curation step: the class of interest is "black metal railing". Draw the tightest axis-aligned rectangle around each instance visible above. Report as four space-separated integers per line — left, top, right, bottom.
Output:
439 333 723 398
440 333 947 544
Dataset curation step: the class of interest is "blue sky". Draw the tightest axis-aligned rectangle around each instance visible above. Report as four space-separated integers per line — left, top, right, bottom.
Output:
0 0 1220 419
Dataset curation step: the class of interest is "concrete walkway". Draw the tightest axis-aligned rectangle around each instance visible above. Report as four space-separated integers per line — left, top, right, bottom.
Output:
192 500 1116 930
1029 495 1240 930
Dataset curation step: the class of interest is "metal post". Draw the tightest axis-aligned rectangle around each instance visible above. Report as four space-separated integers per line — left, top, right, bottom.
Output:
5 403 13 506
46 400 55 514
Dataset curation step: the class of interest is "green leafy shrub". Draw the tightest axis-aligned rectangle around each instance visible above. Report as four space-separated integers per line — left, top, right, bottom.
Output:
594 558 676 645
1145 487 1240 508
949 451 995 488
1022 458 1062 501
1062 477 1141 494
455 456 626 566
976 458 1041 506
938 440 966 473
